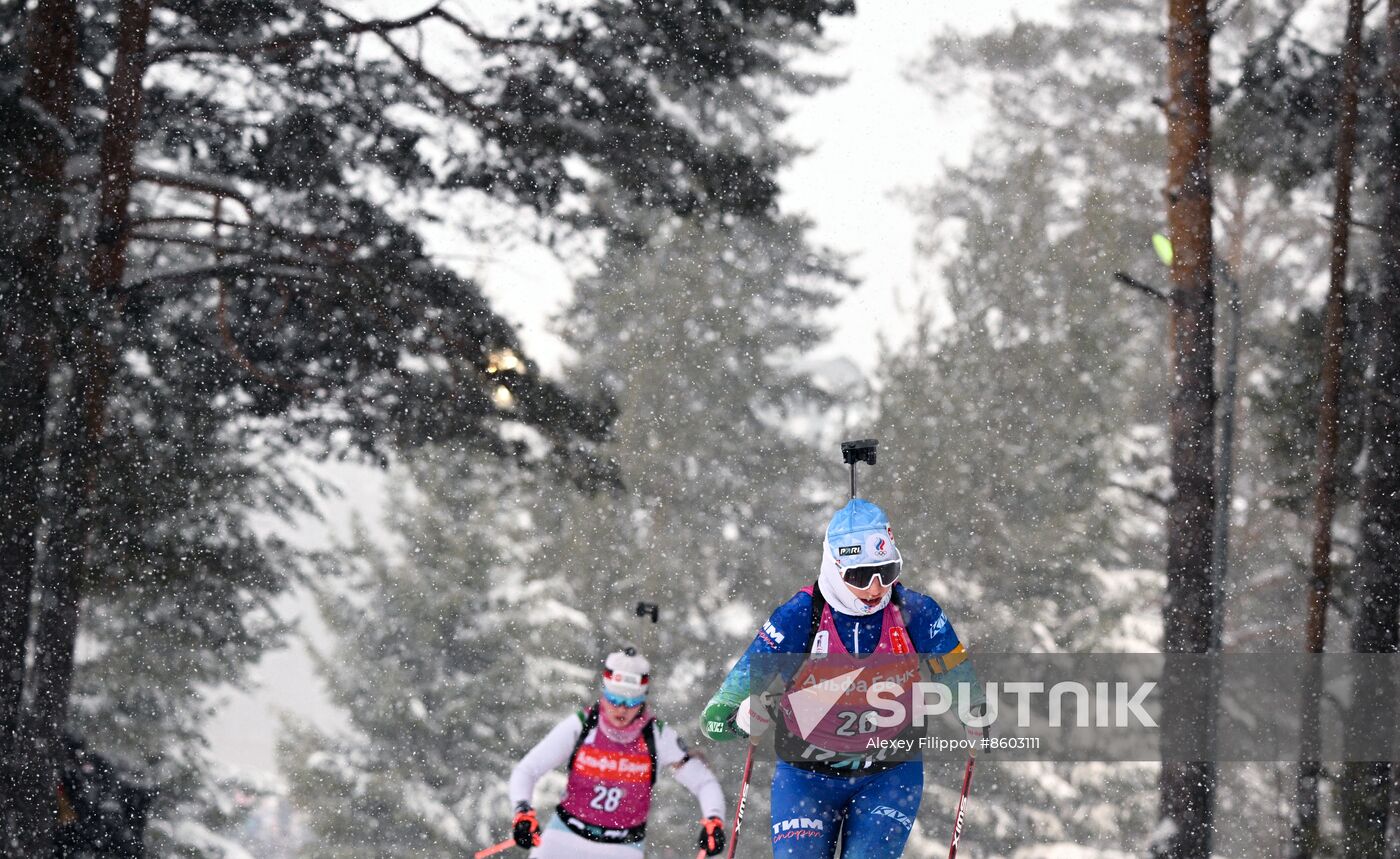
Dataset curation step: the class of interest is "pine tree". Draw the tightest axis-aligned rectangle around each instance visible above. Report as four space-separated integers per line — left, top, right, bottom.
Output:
284 452 595 859
0 0 78 837
895 2 1374 855
1 0 858 849
61 345 310 856
886 1 1214 853
1340 1 1400 854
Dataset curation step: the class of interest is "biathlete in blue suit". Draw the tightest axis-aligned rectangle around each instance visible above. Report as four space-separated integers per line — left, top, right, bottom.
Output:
701 499 985 859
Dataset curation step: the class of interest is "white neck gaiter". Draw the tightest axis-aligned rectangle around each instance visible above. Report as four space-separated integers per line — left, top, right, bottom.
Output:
817 539 892 618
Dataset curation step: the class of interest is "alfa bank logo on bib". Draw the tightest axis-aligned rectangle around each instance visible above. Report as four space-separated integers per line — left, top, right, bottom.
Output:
572 747 651 782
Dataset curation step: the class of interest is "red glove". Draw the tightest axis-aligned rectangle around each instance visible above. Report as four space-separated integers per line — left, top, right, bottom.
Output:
512 804 541 848
698 816 726 856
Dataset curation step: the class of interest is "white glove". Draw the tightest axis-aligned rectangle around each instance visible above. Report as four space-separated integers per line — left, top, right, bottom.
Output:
735 695 773 739
964 702 991 752
965 721 987 749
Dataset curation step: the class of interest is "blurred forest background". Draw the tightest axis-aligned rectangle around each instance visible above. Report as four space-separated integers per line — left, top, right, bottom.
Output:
2 0 1399 857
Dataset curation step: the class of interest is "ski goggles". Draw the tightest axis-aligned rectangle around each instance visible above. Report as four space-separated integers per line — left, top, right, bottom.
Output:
841 560 902 589
602 688 647 708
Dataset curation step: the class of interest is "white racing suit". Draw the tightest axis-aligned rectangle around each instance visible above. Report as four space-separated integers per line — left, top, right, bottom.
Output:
509 710 724 858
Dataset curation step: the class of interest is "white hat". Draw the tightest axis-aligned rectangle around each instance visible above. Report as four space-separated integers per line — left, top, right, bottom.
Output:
602 648 650 702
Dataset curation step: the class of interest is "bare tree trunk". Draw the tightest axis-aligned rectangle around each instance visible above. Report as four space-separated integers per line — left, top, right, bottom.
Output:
15 1 153 852
1342 2 1400 856
1152 2 1218 858
86 0 153 298
0 2 78 853
1291 4 1367 857
1387 774 1400 859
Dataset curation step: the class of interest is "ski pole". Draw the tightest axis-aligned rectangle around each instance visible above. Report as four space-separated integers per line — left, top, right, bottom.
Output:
474 837 516 858
725 742 757 859
946 751 976 859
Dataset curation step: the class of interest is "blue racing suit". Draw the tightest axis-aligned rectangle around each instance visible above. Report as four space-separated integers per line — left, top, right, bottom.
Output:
701 583 979 859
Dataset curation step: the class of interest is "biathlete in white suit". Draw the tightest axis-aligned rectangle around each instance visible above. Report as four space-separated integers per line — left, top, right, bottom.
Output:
509 649 728 858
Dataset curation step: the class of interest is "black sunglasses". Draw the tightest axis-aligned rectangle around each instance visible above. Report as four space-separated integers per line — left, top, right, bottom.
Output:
841 561 901 589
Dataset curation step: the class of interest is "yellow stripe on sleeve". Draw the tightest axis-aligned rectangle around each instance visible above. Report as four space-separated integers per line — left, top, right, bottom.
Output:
927 643 967 675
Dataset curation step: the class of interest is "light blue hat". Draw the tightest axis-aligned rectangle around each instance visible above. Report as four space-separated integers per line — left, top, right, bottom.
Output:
824 499 902 570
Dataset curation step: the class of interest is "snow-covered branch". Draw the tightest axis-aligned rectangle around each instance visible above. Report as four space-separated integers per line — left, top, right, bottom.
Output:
372 33 497 122
150 4 446 62
120 262 327 297
17 95 77 151
1113 271 1171 303
133 166 256 212
131 216 353 259
150 2 561 65
127 230 326 269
